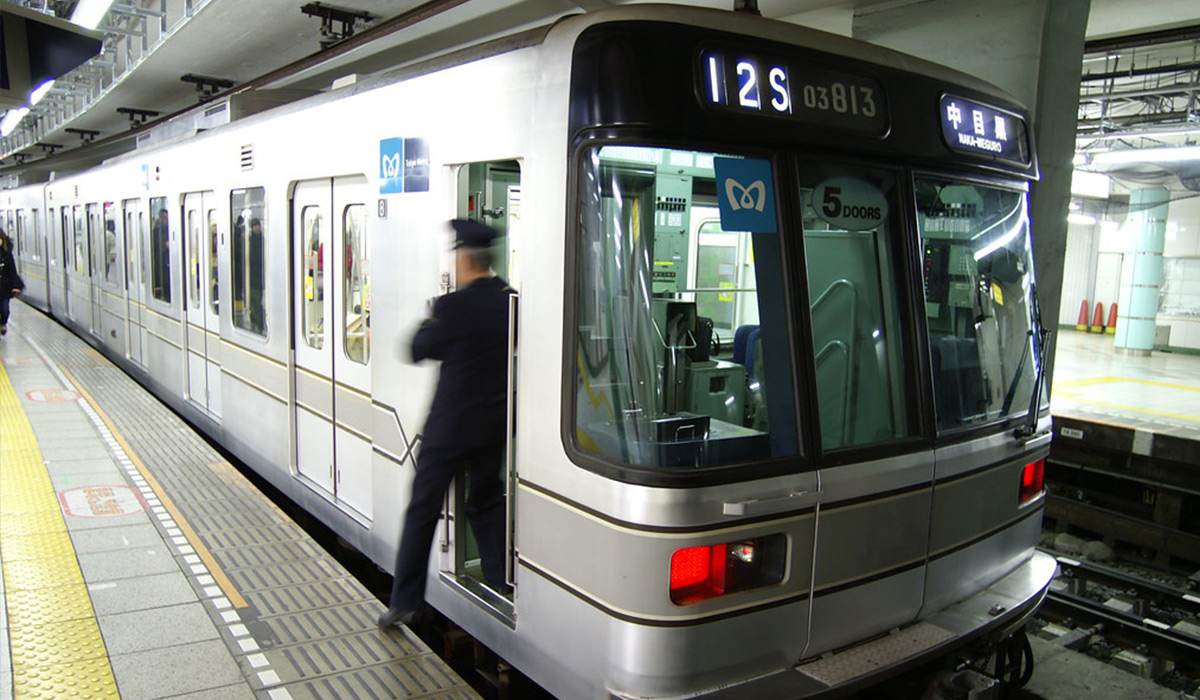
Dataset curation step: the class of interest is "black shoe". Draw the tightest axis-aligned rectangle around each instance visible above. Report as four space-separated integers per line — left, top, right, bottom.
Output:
377 607 419 629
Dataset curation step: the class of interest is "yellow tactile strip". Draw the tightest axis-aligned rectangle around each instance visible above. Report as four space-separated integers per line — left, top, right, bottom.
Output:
1054 375 1200 424
0 366 121 699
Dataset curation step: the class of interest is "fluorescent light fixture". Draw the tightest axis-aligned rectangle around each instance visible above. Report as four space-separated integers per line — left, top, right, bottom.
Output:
1071 170 1110 199
1 108 30 137
1091 146 1200 165
1068 213 1097 226
30 80 55 106
70 0 116 29
1078 127 1200 142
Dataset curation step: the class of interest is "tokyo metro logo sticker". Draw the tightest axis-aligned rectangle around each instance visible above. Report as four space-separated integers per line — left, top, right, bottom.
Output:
714 157 777 233
379 137 431 194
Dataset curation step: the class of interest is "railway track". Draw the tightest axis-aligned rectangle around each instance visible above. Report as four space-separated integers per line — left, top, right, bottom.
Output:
1037 549 1200 692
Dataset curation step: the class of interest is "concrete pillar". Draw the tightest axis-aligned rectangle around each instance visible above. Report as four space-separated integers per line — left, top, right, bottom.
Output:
852 0 1091 398
1114 188 1169 354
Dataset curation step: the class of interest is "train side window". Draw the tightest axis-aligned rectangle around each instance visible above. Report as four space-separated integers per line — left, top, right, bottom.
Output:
343 204 369 364
301 205 324 349
187 208 201 310
799 165 915 451
150 197 171 304
572 145 798 471
916 178 1037 431
104 202 119 287
207 209 219 314
231 187 267 336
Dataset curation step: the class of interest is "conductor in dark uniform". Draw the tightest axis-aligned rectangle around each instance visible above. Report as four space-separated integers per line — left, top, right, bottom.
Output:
379 219 516 628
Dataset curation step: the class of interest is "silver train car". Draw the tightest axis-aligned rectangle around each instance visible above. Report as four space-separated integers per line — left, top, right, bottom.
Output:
2 5 1056 698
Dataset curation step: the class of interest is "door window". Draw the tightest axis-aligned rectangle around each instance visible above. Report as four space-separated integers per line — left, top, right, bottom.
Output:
301 205 324 349
208 209 219 314
343 204 369 364
103 203 119 286
916 178 1038 431
74 206 86 274
799 164 916 450
187 208 201 310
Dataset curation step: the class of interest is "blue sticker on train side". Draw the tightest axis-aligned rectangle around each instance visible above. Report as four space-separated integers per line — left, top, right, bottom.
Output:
713 157 776 233
379 137 431 194
380 138 404 193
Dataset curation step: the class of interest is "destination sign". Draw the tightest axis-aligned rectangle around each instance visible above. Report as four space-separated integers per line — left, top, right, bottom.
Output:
939 95 1029 164
699 50 889 136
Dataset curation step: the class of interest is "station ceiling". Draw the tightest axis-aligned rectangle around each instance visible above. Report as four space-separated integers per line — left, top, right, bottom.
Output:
2 0 1199 188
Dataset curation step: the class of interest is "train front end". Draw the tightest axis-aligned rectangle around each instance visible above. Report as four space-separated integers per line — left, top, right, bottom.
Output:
510 7 1056 699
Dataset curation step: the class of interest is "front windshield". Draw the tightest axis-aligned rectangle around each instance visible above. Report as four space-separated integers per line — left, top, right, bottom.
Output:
917 177 1038 431
572 145 798 470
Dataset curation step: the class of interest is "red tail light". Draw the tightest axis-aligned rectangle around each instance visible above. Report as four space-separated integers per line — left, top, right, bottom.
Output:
670 546 726 603
669 535 786 605
1019 458 1045 503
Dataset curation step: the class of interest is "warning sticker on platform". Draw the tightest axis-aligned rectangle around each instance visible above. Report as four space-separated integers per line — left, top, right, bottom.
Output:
59 485 148 518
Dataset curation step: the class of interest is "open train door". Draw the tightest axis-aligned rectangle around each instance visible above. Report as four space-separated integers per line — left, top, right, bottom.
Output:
439 159 522 608
290 176 374 521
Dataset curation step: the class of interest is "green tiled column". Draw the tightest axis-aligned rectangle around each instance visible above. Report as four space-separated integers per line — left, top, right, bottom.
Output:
1114 188 1169 353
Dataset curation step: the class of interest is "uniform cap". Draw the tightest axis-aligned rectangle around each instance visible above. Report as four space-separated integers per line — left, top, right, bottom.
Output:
450 219 499 249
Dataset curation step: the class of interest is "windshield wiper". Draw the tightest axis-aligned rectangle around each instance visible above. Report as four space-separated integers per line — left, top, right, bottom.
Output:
1014 283 1050 440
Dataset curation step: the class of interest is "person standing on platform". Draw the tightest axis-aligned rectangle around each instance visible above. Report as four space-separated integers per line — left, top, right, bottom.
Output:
0 229 25 336
379 219 516 629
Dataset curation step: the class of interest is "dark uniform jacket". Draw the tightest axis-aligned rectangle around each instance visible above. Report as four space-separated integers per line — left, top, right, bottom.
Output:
0 244 24 299
413 275 515 451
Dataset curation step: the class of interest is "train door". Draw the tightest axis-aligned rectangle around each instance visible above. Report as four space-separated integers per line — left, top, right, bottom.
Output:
124 199 146 366
444 160 521 598
290 176 373 518
183 192 221 416
87 203 104 334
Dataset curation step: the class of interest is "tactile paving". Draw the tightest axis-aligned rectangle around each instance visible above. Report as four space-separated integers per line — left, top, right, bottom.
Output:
2 555 86 589
0 363 120 699
0 531 76 562
11 658 122 700
9 307 481 698
9 617 110 669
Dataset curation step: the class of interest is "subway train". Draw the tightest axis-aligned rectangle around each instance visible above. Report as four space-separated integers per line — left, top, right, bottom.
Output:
1 5 1057 698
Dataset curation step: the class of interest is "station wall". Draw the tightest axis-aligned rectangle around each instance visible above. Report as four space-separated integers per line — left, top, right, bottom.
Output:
1057 186 1200 352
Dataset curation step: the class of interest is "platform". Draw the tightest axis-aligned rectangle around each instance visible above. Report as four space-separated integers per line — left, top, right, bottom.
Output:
1051 330 1200 441
0 303 478 700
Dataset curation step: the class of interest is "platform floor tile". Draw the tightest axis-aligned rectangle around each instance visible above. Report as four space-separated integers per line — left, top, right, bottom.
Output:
3 297 479 699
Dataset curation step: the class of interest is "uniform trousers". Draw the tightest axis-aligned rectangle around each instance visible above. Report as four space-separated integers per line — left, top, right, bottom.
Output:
389 441 507 610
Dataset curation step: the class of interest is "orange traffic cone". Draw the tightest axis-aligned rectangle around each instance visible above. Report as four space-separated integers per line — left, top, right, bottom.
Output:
1091 302 1104 332
1106 303 1118 334
1076 300 1089 331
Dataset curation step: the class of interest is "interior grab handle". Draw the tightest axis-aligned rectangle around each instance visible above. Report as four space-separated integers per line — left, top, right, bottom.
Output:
723 490 822 517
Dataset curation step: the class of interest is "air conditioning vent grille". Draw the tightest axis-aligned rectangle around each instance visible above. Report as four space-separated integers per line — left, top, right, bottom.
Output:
240 144 253 171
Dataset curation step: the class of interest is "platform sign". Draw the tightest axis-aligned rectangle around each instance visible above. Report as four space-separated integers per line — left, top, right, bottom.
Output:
25 388 80 402
59 485 148 518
